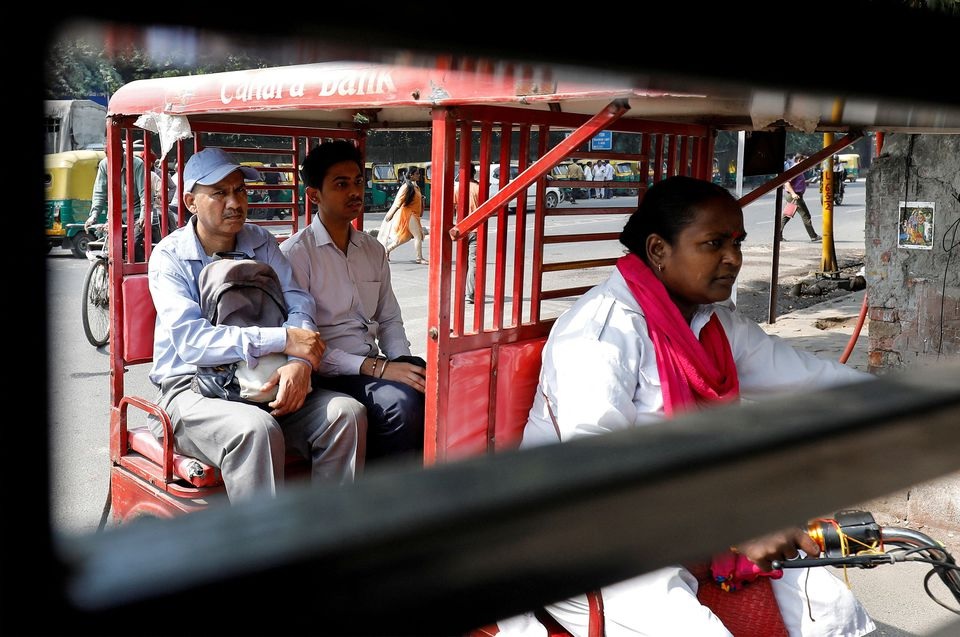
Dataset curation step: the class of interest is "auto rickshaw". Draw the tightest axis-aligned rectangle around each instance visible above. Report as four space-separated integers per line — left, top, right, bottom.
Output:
365 161 400 210
611 159 637 195
838 153 860 182
44 149 106 257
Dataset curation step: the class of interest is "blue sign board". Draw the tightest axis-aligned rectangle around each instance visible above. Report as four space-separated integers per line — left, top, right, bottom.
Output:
590 131 613 151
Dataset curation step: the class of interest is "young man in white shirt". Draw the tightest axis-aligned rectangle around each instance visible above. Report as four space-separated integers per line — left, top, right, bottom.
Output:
281 141 425 463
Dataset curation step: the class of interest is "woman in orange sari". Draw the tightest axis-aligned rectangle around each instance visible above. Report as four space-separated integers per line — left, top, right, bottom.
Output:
385 167 427 264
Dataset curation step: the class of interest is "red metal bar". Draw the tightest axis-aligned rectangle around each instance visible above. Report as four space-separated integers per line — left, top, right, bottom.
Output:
704 133 717 183
541 286 596 301
191 120 356 140
107 122 124 411
474 123 493 333
453 121 472 335
456 105 707 137
653 135 665 183
424 108 458 464
678 136 689 177
452 100 630 240
638 134 652 202
666 135 677 178
689 137 701 180
542 232 621 244
511 126 532 328
493 125 512 332
292 135 302 234
175 141 186 227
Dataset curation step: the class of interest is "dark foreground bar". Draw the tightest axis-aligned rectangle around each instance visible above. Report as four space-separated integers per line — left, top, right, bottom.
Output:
59 362 960 636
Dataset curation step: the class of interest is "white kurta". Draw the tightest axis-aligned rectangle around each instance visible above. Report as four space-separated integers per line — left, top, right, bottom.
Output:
515 269 876 637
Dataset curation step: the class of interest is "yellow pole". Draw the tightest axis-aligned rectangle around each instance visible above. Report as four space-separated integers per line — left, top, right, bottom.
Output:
821 133 837 273
821 100 844 275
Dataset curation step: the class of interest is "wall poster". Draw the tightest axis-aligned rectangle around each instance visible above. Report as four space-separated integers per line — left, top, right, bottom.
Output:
898 201 935 249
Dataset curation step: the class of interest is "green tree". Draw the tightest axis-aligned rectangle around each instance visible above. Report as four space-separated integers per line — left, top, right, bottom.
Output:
45 38 123 99
45 34 272 100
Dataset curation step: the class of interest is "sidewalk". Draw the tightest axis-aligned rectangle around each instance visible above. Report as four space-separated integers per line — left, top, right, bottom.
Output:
759 289 869 371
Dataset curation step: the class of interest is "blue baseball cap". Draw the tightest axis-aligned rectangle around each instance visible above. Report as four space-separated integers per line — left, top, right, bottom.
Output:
183 148 261 193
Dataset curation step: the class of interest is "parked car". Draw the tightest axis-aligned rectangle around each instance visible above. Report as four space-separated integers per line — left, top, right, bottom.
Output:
488 162 561 211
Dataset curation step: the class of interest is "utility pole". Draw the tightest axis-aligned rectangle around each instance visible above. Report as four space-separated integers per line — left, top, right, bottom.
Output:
820 132 839 275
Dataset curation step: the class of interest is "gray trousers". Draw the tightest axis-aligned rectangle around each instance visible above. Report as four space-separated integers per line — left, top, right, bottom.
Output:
156 375 366 503
465 232 477 301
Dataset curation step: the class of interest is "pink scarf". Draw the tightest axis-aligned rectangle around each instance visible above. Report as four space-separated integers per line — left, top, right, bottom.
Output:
617 253 787 635
616 253 739 416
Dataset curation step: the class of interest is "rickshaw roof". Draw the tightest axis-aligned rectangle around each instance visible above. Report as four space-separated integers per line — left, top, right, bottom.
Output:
44 150 106 169
107 61 960 133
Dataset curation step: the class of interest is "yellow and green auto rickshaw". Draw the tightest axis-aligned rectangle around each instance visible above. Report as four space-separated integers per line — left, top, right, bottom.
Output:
365 161 400 211
44 150 106 257
610 159 638 195
838 153 860 182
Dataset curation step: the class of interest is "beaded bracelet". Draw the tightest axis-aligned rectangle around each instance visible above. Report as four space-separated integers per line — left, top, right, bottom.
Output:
369 357 379 377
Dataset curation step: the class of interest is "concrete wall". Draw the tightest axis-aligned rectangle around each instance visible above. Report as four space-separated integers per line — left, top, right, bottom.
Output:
863 133 960 534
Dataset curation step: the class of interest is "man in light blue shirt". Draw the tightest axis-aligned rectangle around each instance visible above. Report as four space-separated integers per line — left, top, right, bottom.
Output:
281 141 424 464
148 147 366 502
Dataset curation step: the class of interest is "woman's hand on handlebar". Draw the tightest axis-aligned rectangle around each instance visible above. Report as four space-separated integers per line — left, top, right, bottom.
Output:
735 527 821 572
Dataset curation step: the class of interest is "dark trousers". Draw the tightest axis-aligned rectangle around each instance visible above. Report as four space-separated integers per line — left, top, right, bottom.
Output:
781 194 819 239
315 364 424 463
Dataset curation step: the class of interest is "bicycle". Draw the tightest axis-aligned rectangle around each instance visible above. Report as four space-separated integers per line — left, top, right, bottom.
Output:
773 510 960 616
81 224 110 348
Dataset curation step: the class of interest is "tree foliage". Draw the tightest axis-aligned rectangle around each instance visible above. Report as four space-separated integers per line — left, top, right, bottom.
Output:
45 38 123 99
45 33 271 100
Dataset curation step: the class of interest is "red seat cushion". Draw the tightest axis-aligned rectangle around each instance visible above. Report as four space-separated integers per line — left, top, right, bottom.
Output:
122 275 157 364
127 426 222 488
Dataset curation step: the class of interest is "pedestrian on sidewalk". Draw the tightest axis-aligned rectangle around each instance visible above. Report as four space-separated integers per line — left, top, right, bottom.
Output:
782 153 821 242
385 166 428 264
453 164 481 304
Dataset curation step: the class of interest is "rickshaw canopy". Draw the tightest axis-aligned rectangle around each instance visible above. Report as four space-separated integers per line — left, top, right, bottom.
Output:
106 60 958 134
44 150 105 200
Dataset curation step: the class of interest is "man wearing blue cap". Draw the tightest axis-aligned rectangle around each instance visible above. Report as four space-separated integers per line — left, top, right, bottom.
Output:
147 147 366 503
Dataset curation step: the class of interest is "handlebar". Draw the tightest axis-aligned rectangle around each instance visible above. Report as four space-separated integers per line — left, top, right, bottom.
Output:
771 510 959 614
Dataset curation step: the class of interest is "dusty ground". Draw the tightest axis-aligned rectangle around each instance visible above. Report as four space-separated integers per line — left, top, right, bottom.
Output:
734 248 866 325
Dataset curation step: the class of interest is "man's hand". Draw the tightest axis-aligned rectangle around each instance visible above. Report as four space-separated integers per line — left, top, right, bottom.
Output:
284 327 326 370
735 527 821 572
381 360 426 393
266 359 312 417
83 211 99 232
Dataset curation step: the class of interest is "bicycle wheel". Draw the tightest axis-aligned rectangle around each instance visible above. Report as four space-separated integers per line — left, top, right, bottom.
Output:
82 258 110 347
